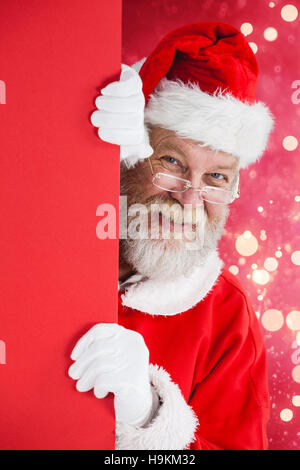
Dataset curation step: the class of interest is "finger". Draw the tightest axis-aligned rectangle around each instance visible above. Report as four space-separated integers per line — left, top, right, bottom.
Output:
94 374 122 399
75 358 117 392
121 142 153 161
90 109 143 129
101 67 142 98
98 127 145 146
70 323 119 361
69 343 116 380
95 94 145 113
94 387 109 399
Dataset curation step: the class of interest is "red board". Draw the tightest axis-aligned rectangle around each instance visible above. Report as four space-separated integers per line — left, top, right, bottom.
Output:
0 0 121 449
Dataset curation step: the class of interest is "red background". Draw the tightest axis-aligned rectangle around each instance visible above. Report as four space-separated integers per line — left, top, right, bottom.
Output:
0 0 121 449
123 0 300 450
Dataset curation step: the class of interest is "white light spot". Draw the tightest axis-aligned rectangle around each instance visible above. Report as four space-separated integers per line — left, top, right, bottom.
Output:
281 4 298 22
248 42 258 54
291 251 300 265
264 27 278 41
264 257 278 272
252 269 270 285
261 309 284 331
236 232 259 256
292 396 300 407
229 265 239 275
241 22 253 36
280 408 293 422
286 310 300 331
282 135 298 151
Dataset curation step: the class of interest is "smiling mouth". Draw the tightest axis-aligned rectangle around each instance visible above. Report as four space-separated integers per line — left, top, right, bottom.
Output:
158 213 196 233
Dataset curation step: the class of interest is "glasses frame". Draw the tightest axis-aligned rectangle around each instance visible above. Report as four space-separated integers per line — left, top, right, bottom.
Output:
148 157 240 205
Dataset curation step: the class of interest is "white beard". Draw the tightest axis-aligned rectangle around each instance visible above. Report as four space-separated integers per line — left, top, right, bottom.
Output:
120 201 229 281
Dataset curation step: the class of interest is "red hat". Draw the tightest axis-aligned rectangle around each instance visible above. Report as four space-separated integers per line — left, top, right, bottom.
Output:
132 22 274 169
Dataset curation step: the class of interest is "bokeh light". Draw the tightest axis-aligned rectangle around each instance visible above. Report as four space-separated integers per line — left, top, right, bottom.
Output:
235 231 259 256
286 311 300 331
264 27 278 41
248 42 258 54
292 365 300 383
291 251 300 265
280 408 293 422
229 265 239 275
252 269 270 285
282 135 298 151
261 309 284 331
241 22 253 36
264 257 278 272
292 396 300 406
281 4 299 22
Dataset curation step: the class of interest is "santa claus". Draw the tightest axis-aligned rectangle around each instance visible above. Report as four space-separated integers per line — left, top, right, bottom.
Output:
68 22 274 450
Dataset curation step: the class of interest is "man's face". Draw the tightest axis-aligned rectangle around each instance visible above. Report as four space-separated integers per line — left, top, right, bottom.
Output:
120 126 239 280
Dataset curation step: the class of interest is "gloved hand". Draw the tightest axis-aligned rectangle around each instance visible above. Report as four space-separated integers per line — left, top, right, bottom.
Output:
90 64 153 167
68 323 157 426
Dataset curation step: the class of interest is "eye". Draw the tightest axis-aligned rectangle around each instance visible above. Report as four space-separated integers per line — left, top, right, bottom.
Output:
161 156 178 165
210 172 225 180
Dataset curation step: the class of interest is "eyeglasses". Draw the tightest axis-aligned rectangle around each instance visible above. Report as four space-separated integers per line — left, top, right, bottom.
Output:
148 158 240 205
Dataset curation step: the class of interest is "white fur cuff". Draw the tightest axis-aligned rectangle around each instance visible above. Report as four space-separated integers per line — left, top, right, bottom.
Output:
115 364 199 450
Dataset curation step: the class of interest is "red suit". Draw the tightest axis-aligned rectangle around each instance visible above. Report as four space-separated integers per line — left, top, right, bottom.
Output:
116 250 269 450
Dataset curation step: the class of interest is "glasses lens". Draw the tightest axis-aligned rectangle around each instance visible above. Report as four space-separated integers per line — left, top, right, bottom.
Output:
202 187 234 204
152 173 189 192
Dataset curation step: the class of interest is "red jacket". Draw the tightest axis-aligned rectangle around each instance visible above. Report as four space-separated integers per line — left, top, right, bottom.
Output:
116 250 269 450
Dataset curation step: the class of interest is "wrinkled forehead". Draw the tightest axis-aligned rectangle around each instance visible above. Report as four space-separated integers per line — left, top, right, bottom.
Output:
149 126 239 172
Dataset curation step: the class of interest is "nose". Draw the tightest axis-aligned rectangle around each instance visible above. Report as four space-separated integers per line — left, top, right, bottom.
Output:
173 187 205 209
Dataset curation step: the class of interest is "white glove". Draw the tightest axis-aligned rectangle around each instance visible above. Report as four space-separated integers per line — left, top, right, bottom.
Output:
90 64 153 167
68 323 158 426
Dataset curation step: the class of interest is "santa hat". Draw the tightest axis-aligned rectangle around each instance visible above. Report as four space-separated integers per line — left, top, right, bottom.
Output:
131 22 274 169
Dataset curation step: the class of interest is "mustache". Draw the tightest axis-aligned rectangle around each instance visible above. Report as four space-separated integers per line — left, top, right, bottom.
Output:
135 194 205 228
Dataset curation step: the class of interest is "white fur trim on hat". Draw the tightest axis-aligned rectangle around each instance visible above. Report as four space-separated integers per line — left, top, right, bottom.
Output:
120 249 223 316
115 364 199 450
132 58 274 169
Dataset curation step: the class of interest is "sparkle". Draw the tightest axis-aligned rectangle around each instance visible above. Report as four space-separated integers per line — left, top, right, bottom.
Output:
235 232 259 256
292 365 300 383
269 1 275 7
258 206 264 213
264 257 278 272
281 4 299 22
252 269 270 285
261 309 284 331
280 409 293 422
260 230 267 241
241 22 253 36
295 195 300 202
286 311 300 331
292 396 300 407
251 263 258 269
229 265 239 275
248 42 258 54
264 27 278 41
291 251 300 265
257 295 264 301
275 251 283 258
282 135 298 151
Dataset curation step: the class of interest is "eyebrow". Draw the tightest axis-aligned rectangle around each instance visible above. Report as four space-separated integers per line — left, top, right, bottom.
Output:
156 142 187 158
211 164 237 171
157 142 237 171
